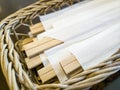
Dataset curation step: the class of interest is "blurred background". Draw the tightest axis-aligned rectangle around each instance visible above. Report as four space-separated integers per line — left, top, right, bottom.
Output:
0 0 120 90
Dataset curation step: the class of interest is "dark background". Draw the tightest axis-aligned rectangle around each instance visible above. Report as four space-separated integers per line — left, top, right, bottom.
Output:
0 0 120 90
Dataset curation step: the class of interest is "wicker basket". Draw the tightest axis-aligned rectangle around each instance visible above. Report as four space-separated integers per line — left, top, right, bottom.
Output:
0 0 120 90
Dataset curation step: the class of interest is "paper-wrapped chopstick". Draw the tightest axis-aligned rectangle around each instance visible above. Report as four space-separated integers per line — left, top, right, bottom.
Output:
40 0 115 31
37 21 120 83
28 0 90 35
29 23 44 35
29 0 117 36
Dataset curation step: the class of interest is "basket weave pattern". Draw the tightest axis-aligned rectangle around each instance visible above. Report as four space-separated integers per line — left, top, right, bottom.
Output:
0 0 120 90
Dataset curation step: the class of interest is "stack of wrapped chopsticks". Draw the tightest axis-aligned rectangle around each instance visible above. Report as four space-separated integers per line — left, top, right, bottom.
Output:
20 0 120 83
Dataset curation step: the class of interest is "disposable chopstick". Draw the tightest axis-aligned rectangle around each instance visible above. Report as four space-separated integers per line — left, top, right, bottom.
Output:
25 39 63 57
22 37 53 51
37 53 82 83
25 56 42 69
29 23 44 35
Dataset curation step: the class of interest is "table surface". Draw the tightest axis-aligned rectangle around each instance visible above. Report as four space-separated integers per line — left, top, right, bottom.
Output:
0 0 120 90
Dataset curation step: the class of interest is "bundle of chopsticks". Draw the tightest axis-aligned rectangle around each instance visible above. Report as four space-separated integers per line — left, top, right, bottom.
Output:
20 0 120 83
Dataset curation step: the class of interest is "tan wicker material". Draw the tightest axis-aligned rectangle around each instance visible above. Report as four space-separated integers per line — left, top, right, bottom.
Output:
0 0 120 90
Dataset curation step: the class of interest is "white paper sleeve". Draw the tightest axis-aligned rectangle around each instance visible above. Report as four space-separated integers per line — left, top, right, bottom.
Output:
67 22 120 70
45 50 71 83
53 0 120 29
37 6 120 42
39 0 114 31
39 54 50 66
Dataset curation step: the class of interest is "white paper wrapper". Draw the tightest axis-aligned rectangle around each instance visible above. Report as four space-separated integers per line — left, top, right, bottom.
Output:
39 0 113 31
39 0 91 30
37 5 120 41
39 54 49 66
67 22 120 69
53 0 120 29
45 50 70 83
